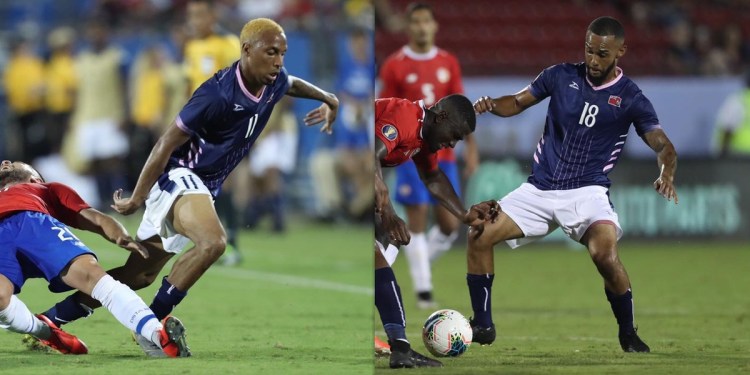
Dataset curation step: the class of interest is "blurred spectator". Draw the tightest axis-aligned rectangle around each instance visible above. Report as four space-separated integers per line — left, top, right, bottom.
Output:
63 19 129 210
714 70 750 157
45 27 77 154
245 97 298 233
2 38 46 161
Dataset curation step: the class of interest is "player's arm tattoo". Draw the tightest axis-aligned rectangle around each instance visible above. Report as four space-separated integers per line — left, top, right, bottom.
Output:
287 76 338 108
643 129 677 179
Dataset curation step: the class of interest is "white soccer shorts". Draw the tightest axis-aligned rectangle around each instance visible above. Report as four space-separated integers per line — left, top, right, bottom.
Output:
499 182 623 249
136 168 212 254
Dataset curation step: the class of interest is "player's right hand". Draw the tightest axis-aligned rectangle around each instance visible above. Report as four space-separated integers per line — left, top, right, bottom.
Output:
111 189 143 216
464 200 500 239
473 96 496 114
379 210 411 246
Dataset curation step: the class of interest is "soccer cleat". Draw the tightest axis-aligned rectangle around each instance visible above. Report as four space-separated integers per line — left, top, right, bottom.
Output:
619 328 650 353
35 314 88 355
22 334 53 353
469 318 496 346
374 336 391 357
133 332 167 358
416 291 437 310
158 316 191 357
388 340 442 368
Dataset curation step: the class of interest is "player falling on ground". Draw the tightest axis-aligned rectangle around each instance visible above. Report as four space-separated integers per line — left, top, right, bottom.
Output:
374 94 496 368
0 161 189 357
467 16 678 352
379 1 479 309
35 18 338 356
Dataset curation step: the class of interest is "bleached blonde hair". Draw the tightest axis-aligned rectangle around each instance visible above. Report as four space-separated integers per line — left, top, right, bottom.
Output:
239 18 284 44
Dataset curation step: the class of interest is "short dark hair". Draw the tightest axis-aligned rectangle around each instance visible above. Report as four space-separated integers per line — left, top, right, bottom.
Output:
436 94 476 132
588 16 624 39
406 2 434 19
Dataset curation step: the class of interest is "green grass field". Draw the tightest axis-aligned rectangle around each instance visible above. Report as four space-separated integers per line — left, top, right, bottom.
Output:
0 217 372 374
376 241 750 374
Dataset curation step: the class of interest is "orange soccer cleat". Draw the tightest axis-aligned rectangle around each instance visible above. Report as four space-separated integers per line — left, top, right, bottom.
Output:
158 316 191 357
375 336 391 357
35 314 88 355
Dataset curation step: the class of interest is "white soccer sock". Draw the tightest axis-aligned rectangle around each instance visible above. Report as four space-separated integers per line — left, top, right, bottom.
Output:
90 274 163 346
427 225 458 263
0 295 50 339
402 232 432 293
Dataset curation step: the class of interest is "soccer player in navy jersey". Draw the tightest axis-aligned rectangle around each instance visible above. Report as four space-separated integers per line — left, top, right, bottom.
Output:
468 16 678 353
36 18 339 356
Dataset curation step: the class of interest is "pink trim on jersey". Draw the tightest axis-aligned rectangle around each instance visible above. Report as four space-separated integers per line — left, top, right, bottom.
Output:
236 64 265 102
603 163 614 172
586 67 623 91
175 116 193 135
402 45 438 61
533 153 539 164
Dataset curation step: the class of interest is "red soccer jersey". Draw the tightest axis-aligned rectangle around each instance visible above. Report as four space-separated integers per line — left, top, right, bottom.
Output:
0 182 90 226
375 98 438 172
379 45 464 162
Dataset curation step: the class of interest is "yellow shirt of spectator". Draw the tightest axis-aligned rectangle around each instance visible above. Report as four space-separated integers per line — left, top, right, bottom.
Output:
3 54 45 114
184 32 240 93
72 47 126 125
45 52 77 114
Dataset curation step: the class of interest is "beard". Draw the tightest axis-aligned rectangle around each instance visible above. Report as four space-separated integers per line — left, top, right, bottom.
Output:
0 169 29 186
587 60 617 86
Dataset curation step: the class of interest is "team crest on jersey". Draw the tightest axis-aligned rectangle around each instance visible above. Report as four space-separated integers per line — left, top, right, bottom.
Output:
437 67 450 83
608 95 622 107
406 73 418 83
382 124 398 141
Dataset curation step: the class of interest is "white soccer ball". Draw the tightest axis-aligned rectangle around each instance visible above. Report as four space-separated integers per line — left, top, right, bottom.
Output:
421 309 473 357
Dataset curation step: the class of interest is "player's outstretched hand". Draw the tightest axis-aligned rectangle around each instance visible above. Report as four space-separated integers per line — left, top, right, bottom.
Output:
111 189 143 215
304 95 339 134
115 235 149 259
379 210 411 246
654 172 678 204
463 200 500 239
473 96 496 114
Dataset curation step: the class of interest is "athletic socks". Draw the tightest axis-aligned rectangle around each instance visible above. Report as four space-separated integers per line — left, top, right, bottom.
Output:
0 295 51 339
149 276 188 320
427 225 458 262
42 294 93 327
375 267 407 342
91 274 162 341
467 273 495 327
402 232 432 294
606 288 635 334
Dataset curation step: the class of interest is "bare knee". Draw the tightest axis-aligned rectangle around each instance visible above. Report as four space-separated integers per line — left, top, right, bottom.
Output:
468 229 495 250
0 285 12 310
195 236 227 261
590 247 620 270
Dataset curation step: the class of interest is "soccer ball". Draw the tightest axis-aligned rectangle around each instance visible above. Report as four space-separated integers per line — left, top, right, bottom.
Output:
421 309 473 357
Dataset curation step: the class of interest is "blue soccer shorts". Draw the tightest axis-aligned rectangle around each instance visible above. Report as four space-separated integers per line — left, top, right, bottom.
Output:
0 211 95 294
394 160 461 206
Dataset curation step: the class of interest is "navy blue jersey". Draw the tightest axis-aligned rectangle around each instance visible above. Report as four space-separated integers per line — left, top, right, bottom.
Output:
526 63 660 190
169 61 291 195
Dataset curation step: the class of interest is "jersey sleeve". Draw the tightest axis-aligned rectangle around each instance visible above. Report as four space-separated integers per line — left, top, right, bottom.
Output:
374 99 399 154
48 183 91 227
378 58 399 99
176 83 226 136
412 150 439 172
630 92 661 137
528 64 559 100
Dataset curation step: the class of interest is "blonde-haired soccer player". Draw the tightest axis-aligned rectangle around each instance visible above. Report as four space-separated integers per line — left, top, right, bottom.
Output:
36 17 339 356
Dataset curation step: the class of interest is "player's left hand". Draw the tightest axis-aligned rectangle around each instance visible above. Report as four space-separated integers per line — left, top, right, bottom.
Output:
304 95 339 134
115 235 149 259
654 172 678 204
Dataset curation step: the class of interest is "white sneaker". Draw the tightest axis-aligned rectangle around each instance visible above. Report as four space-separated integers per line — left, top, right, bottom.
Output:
132 332 166 357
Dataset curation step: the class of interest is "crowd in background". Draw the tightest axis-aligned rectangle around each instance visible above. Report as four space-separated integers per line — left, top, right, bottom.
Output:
0 0 375 231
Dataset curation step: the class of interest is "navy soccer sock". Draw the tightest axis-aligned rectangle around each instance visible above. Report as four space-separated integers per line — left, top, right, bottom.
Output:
375 267 407 343
467 273 495 327
605 288 634 334
42 294 93 327
149 276 187 320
